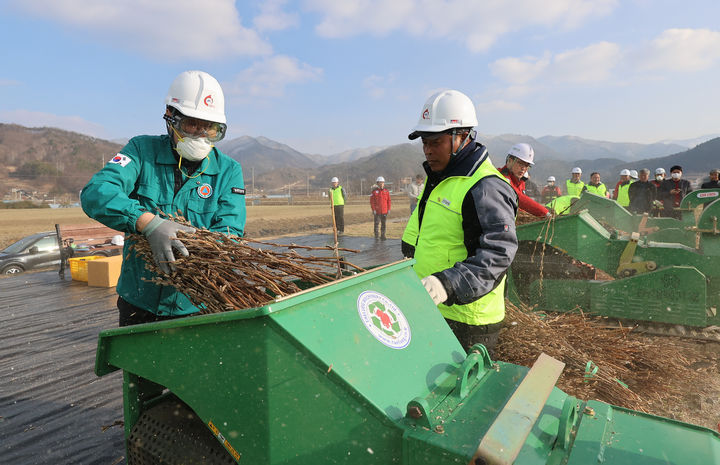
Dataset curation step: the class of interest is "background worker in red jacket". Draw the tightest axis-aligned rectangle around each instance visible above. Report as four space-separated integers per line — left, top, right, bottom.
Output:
498 143 551 217
370 176 392 239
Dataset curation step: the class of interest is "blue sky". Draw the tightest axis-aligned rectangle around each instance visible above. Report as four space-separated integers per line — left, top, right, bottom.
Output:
1 0 719 154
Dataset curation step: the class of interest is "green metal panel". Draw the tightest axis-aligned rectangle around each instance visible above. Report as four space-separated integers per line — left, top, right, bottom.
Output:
566 401 720 465
590 267 708 326
680 188 720 209
95 259 720 464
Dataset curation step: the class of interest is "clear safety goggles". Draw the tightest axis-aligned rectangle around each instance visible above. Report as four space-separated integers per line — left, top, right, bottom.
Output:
164 113 227 142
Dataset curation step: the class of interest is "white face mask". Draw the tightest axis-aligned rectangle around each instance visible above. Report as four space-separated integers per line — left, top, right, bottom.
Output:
176 136 213 161
671 172 681 180
656 175 663 181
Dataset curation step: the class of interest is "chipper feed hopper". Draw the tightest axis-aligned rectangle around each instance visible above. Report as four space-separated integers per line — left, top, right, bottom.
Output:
509 192 720 331
95 260 720 464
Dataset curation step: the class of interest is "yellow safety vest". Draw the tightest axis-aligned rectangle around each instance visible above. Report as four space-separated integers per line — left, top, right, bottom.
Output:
566 179 585 197
330 186 345 206
616 182 631 207
402 160 508 325
585 183 607 197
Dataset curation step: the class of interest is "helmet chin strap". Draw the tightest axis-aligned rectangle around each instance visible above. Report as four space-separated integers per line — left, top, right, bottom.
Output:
450 128 476 157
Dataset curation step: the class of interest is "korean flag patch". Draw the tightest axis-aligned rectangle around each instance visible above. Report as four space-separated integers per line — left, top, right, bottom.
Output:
109 153 132 167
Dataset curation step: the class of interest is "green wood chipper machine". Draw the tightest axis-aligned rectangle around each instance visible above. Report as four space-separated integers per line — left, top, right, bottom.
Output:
96 260 720 464
508 190 720 334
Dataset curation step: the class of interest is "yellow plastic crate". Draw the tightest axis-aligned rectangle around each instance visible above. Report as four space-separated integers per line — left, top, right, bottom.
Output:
69 256 103 282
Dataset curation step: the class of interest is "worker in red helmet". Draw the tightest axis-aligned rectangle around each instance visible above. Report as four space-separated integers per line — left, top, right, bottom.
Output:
498 143 551 217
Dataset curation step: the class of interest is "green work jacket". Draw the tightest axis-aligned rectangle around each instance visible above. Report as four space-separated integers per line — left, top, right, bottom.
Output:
402 159 508 326
81 135 246 316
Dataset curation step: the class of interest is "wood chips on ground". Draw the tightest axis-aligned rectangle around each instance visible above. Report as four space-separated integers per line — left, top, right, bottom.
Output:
497 301 720 429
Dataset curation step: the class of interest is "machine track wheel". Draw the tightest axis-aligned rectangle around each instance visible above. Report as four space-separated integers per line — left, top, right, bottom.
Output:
127 395 236 465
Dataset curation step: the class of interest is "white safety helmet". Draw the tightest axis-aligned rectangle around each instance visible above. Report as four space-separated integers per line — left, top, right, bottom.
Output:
571 167 582 174
508 143 535 165
655 167 666 175
547 176 556 182
408 90 478 139
376 176 385 183
330 177 339 183
620 169 631 176
629 169 638 179
165 70 226 124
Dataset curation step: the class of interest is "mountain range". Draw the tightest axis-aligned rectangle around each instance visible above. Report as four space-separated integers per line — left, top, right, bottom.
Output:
1 122 717 201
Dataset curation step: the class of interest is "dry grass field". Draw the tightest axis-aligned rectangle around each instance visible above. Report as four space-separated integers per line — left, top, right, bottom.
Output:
0 197 413 249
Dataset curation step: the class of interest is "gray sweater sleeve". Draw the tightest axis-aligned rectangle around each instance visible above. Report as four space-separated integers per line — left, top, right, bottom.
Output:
435 176 518 305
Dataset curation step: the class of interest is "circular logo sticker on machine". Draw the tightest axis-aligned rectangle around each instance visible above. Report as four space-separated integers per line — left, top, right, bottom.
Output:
357 291 411 349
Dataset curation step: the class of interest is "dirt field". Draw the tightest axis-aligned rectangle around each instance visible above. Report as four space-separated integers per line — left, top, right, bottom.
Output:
0 198 413 249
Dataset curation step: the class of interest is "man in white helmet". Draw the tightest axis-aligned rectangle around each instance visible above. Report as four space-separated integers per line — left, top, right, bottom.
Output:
612 169 632 207
541 176 562 204
652 168 666 188
401 90 518 357
370 176 391 239
565 167 585 196
498 143 550 217
82 70 246 326
329 177 346 234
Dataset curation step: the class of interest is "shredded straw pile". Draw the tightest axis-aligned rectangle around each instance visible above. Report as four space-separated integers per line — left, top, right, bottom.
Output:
496 301 695 413
129 218 364 313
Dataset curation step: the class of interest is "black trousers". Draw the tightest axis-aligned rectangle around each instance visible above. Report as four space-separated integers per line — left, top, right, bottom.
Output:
373 213 387 238
117 297 181 327
445 318 504 359
333 205 344 232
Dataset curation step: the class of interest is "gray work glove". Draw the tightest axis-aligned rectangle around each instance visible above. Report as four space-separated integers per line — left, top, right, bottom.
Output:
421 275 448 306
142 216 196 274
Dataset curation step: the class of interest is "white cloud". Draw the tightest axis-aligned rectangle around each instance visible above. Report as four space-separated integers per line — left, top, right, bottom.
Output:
362 74 396 99
551 41 620 83
0 110 108 138
226 55 323 99
490 28 720 94
304 0 617 52
253 0 299 32
490 54 551 85
632 28 720 72
8 0 271 59
491 42 620 86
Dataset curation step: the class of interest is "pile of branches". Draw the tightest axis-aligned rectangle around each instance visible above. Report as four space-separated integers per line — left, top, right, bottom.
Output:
496 301 693 413
129 219 365 313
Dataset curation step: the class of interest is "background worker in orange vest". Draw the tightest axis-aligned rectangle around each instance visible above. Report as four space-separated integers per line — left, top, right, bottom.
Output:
370 176 391 240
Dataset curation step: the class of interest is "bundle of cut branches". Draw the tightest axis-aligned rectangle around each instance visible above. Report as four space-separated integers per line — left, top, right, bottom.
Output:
129 217 365 313
497 301 693 413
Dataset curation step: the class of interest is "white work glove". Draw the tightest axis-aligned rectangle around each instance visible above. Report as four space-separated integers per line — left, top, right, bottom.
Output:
142 216 196 274
421 275 448 306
